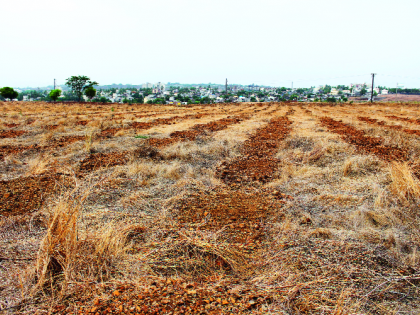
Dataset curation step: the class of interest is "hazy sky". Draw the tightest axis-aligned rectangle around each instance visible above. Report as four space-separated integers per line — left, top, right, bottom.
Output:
2 0 420 88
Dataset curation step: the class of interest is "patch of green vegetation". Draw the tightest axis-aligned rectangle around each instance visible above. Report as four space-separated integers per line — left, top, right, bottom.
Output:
134 135 149 139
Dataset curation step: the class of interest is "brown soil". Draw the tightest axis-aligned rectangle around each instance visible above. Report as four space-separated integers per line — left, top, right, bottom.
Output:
44 125 59 130
319 117 407 161
131 115 194 131
76 120 88 126
0 174 71 217
54 279 273 314
0 144 37 159
386 115 420 125
174 188 285 244
0 130 26 139
99 127 124 138
49 135 85 148
218 117 292 186
0 136 84 161
97 114 210 139
4 103 419 314
78 151 130 173
4 123 20 128
148 115 247 148
358 116 420 135
377 94 420 102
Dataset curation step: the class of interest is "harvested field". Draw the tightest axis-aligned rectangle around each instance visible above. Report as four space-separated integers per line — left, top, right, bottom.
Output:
358 116 420 136
0 101 419 314
148 115 248 148
319 117 407 161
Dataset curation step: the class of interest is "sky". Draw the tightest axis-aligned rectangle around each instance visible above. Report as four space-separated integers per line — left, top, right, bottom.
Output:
2 0 420 89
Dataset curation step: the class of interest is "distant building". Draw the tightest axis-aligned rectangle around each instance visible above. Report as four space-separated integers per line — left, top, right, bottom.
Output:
381 89 389 95
144 94 156 103
330 88 339 96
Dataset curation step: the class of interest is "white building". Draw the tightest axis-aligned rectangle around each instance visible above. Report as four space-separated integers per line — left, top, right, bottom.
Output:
144 94 156 103
155 82 166 91
330 88 339 96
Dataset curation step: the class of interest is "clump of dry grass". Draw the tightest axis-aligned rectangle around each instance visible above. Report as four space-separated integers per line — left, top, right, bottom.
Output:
144 228 250 279
35 186 131 292
114 129 128 137
343 155 382 177
389 162 420 204
386 162 420 240
4 154 24 166
161 139 238 161
27 155 52 175
35 197 79 289
40 130 55 144
84 129 99 153
350 208 389 229
125 160 184 181
308 228 332 239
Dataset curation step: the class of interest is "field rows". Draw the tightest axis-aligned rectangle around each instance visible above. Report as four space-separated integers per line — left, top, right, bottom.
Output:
0 102 419 314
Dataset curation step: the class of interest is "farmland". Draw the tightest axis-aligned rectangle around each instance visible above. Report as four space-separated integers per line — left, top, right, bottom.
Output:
0 101 419 314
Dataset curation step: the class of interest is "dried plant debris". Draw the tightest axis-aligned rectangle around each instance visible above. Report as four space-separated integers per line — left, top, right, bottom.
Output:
1 102 419 314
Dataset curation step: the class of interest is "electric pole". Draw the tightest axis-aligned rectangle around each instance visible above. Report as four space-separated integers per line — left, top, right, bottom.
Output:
225 78 228 96
54 78 56 90
370 73 376 103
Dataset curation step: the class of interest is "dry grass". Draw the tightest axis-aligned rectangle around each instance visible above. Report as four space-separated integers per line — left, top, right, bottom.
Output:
389 161 420 204
27 154 52 175
35 179 132 294
1 102 420 314
342 155 382 177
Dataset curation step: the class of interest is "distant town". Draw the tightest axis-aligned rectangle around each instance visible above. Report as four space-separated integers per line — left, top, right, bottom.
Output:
2 81 419 104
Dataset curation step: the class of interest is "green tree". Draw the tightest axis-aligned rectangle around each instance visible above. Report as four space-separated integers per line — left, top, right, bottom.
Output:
84 86 97 101
201 96 212 104
360 87 367 95
93 96 109 103
65 75 98 102
49 89 62 102
322 85 332 94
0 87 19 101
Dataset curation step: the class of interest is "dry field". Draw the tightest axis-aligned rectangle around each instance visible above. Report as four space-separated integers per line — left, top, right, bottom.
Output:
0 101 419 314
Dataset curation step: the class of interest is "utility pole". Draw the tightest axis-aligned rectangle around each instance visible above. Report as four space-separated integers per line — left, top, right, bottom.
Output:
54 78 56 90
370 73 376 103
225 78 228 96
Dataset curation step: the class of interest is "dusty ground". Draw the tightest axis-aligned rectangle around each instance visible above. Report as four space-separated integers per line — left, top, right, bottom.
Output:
352 94 420 103
0 101 419 314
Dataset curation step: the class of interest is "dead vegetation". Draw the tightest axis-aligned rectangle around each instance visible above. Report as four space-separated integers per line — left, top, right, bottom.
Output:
0 102 419 314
